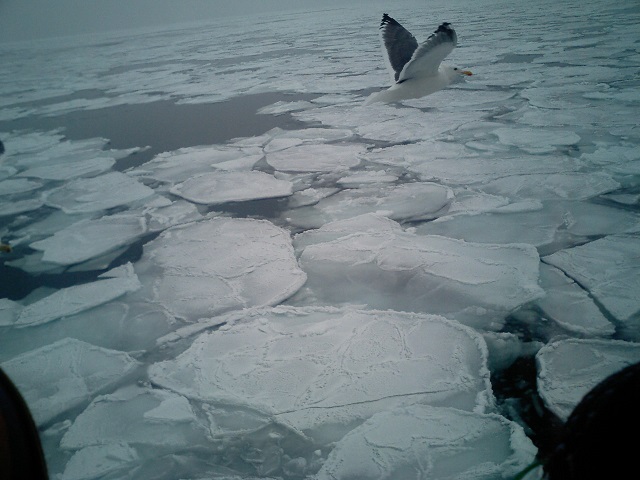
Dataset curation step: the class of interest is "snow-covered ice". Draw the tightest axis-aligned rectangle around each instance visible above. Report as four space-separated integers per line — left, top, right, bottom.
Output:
0 300 176 363
264 127 354 153
543 234 640 339
170 171 293 205
0 197 44 216
535 263 615 337
14 263 141 328
0 298 22 326
43 171 156 214
60 386 208 449
1 0 639 477
29 214 147 266
491 127 580 154
150 307 494 442
1 338 139 426
133 217 307 320
316 404 536 480
536 338 640 421
266 144 364 173
294 216 543 330
57 386 210 479
414 206 561 248
284 182 453 229
131 144 265 185
61 442 139 480
0 177 42 195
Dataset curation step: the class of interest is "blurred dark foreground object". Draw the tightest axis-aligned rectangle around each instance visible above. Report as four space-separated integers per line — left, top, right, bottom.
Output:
542 361 640 479
0 368 49 479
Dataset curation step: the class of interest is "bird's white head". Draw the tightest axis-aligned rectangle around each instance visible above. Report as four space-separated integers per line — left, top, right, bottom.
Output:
443 65 473 83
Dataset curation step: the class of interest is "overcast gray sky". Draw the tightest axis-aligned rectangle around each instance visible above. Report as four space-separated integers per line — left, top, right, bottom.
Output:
0 0 366 43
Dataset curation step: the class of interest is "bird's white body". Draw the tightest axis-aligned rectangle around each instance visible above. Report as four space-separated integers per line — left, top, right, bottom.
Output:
364 65 460 105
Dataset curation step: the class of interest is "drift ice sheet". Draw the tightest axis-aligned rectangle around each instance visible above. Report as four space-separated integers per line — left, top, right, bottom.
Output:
536 338 640 421
133 217 306 320
543 234 640 337
29 214 147 266
149 307 494 442
14 263 142 328
536 263 614 337
295 217 543 330
1 338 139 426
43 171 155 214
316 404 536 480
284 182 453 229
170 170 293 205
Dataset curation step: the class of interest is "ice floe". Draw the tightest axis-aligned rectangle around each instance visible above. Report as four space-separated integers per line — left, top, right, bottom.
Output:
132 145 265 185
284 182 453 229
535 263 614 337
61 442 139 480
492 127 580 154
43 171 156 214
0 177 42 195
58 385 210 480
170 171 292 205
1 338 139 425
336 170 398 187
14 263 141 328
481 171 619 201
266 144 364 173
60 386 207 449
0 198 44 218
263 127 354 153
316 404 536 480
0 300 175 363
415 206 561 248
0 298 21 327
543 234 640 338
257 100 316 115
537 338 640 421
363 141 582 187
1 1 639 478
29 214 147 266
294 217 543 330
133 217 306 320
149 307 494 442
18 156 116 181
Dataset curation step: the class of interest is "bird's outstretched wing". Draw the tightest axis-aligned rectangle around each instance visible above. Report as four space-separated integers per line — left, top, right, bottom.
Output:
397 22 458 82
379 13 419 83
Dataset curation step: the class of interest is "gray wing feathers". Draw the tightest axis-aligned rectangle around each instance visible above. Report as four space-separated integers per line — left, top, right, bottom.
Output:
380 13 419 82
398 22 457 82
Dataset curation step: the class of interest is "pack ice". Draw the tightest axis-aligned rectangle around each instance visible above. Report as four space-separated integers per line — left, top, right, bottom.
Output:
132 217 307 320
293 214 544 330
1 0 639 478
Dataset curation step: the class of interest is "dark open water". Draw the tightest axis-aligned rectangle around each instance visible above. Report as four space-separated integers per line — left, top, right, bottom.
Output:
0 91 314 170
0 91 314 300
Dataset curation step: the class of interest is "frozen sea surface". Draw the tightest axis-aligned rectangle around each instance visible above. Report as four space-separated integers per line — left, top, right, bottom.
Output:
1 0 640 478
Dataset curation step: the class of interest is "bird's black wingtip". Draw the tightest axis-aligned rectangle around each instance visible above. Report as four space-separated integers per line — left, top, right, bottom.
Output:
433 22 456 42
380 13 398 28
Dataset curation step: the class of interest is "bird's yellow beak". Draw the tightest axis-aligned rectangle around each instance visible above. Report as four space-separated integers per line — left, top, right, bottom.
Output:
460 70 473 76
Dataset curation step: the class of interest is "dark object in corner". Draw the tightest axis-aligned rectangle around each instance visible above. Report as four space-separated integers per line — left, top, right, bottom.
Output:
0 140 4 155
0 368 49 479
543 361 640 479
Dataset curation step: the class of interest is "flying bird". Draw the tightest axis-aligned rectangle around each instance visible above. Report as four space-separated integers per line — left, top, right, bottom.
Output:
364 14 472 105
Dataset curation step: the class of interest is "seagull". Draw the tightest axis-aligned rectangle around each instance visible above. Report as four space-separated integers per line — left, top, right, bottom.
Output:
364 14 472 105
